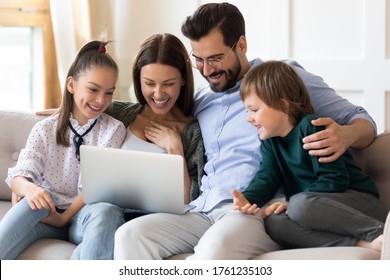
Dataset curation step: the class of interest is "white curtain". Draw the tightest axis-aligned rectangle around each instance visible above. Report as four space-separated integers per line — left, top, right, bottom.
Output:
49 0 200 101
49 0 92 91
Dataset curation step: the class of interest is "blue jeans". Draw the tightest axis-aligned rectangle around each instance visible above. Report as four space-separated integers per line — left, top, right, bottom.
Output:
0 194 125 260
69 202 125 259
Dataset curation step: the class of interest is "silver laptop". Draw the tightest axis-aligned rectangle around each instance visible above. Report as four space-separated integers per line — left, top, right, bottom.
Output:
80 145 186 214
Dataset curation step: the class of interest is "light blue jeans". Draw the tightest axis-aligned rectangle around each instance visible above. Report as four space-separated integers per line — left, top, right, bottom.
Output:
0 193 125 260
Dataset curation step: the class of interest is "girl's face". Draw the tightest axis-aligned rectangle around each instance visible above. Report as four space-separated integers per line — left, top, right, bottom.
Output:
243 92 292 140
67 66 117 125
140 63 184 115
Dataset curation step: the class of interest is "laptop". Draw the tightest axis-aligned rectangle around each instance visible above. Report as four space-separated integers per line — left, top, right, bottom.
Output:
80 145 187 214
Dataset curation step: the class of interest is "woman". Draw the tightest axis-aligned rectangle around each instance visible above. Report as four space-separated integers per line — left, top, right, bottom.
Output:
106 33 204 208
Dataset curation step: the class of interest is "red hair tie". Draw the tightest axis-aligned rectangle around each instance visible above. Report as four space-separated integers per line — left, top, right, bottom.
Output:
98 44 106 53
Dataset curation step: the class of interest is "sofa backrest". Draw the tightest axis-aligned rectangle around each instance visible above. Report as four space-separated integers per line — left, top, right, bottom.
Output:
0 110 45 200
0 109 389 215
350 131 390 213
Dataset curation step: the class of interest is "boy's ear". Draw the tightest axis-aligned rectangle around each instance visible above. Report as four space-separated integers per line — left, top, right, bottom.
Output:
281 98 290 113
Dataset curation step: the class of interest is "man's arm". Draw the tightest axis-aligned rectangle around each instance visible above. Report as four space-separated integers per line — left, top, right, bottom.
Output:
287 60 377 163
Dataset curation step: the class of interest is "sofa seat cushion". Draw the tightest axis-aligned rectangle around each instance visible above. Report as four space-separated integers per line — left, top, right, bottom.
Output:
252 246 380 260
15 239 76 260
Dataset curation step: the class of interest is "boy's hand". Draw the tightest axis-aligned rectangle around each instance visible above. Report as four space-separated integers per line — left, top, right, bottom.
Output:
232 189 260 215
263 201 288 218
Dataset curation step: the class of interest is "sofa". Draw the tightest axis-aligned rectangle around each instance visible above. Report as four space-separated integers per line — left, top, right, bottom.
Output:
0 109 389 260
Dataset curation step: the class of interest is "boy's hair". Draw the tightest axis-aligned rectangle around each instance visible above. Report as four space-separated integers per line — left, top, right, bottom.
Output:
132 33 194 116
57 40 118 146
181 2 244 48
240 61 314 125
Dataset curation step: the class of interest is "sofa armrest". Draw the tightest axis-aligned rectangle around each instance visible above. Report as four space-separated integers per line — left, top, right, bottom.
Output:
381 212 390 259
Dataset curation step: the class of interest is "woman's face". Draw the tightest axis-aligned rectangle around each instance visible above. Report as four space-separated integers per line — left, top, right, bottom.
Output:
140 63 184 115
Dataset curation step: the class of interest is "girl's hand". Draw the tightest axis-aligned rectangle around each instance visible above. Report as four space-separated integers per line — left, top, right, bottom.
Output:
11 192 22 206
263 201 288 218
24 183 56 212
144 121 183 155
41 210 67 227
232 189 260 215
42 194 84 227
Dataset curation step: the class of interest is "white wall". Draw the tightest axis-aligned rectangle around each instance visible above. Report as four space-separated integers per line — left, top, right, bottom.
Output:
112 0 200 100
53 0 390 132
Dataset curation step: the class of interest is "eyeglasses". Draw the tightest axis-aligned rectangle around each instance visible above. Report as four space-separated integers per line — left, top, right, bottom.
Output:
187 42 237 70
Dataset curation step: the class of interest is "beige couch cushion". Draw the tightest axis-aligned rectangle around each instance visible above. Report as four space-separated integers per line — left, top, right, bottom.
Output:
350 131 390 213
15 239 76 260
0 110 45 200
253 246 380 260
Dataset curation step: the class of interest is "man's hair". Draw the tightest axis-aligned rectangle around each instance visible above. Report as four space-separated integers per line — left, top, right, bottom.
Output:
181 2 245 48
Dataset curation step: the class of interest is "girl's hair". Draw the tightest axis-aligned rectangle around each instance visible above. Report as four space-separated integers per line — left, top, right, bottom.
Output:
240 61 314 125
132 33 194 116
181 2 244 49
56 40 118 146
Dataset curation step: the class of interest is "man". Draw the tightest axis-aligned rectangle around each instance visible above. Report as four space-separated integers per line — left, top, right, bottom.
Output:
114 2 376 259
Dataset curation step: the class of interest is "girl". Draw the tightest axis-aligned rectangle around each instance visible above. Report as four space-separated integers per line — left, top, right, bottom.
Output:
233 61 385 251
0 40 126 259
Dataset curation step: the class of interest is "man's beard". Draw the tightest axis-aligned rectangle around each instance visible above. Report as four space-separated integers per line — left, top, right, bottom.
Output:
203 63 241 93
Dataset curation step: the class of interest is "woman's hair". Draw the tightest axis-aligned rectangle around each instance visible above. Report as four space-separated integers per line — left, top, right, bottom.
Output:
181 2 245 48
132 33 194 116
57 40 118 146
240 61 314 125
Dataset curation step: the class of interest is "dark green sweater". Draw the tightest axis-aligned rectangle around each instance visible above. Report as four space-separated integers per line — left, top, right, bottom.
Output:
105 100 205 201
243 114 378 207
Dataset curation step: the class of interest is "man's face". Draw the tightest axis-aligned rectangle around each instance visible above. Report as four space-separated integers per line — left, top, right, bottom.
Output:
189 30 242 92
